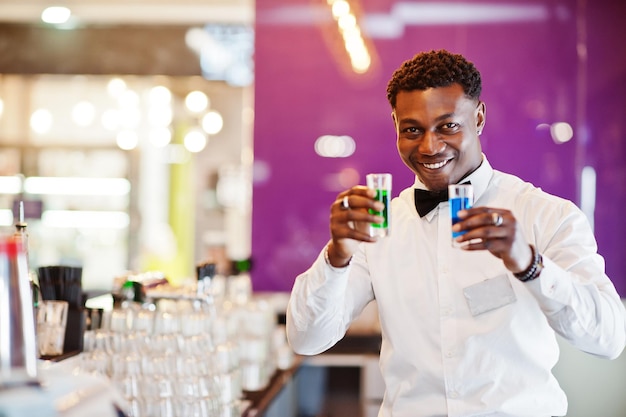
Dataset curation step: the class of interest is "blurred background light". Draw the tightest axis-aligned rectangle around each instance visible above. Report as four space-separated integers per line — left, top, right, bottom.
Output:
327 0 372 74
116 130 139 150
149 85 172 105
41 6 71 24
0 209 12 226
581 166 597 230
201 110 224 134
550 122 574 143
24 177 130 196
184 128 208 152
30 108 53 134
0 176 22 194
185 91 209 113
42 210 130 229
332 0 350 17
188 24 255 87
107 77 127 98
71 100 96 126
314 134 356 157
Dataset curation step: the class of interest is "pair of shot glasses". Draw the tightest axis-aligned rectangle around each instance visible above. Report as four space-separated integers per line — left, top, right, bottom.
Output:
365 174 474 246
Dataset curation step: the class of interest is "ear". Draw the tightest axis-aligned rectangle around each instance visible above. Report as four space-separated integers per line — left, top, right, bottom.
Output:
476 101 486 134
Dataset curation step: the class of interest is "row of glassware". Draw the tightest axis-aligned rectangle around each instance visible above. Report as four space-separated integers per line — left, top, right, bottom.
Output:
73 291 294 417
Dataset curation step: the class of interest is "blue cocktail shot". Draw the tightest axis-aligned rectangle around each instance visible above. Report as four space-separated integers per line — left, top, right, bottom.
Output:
448 184 474 246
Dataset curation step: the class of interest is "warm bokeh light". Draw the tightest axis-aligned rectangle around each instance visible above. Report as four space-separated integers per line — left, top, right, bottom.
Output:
42 210 130 229
0 97 4 118
0 209 12 226
116 130 139 150
550 122 573 143
338 167 360 188
185 91 209 113
149 86 172 105
184 129 208 153
332 0 350 18
338 13 357 30
41 6 71 24
0 176 22 194
107 77 127 98
314 134 356 158
30 108 53 134
580 165 597 231
71 100 96 127
327 0 372 74
202 111 224 135
24 177 131 196
348 49 371 73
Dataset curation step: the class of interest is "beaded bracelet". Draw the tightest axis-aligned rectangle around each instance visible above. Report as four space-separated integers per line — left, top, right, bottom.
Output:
514 244 544 282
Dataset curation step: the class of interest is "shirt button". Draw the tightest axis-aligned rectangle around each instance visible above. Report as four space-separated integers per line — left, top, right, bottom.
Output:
449 391 459 399
445 350 454 358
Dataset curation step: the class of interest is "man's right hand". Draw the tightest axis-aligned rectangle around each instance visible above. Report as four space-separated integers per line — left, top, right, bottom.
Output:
327 186 384 267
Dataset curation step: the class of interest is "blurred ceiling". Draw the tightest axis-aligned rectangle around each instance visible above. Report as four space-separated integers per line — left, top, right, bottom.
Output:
0 0 254 26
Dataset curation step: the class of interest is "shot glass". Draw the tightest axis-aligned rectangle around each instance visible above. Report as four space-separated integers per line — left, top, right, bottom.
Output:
366 173 392 238
449 183 474 247
36 300 69 356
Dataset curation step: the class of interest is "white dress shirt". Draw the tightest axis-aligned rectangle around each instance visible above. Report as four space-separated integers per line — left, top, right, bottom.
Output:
286 157 626 417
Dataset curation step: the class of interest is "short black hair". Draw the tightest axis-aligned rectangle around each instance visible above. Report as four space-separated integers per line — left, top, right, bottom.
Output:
386 49 482 108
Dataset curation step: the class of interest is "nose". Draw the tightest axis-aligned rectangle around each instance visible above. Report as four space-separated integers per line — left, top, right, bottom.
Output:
419 131 445 156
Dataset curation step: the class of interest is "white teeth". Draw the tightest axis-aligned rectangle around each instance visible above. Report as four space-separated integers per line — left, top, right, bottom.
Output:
423 160 449 169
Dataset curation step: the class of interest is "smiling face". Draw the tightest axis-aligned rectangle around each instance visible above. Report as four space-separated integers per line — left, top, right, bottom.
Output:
393 84 486 191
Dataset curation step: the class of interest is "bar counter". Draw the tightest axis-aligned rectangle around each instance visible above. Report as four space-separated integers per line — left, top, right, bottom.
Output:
241 355 304 417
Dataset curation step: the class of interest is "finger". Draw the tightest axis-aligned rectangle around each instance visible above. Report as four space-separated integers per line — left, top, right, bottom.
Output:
331 203 381 240
339 195 350 210
461 237 509 257
454 210 511 250
339 185 375 199
336 192 383 212
330 218 377 242
342 204 384 225
491 212 504 227
457 223 509 247
456 208 508 230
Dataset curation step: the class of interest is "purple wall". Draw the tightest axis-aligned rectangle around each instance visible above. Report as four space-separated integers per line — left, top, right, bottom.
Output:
252 0 626 296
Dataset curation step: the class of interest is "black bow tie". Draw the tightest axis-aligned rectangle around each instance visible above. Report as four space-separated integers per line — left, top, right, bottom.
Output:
414 182 471 217
414 188 449 217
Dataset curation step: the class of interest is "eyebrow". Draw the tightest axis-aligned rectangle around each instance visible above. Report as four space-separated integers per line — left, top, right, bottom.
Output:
434 112 456 122
398 112 456 125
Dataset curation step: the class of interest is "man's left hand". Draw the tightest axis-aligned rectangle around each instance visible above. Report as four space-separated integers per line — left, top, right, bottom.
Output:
453 207 533 273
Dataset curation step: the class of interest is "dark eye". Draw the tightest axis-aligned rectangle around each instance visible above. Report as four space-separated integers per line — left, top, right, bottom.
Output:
401 126 423 138
439 122 460 133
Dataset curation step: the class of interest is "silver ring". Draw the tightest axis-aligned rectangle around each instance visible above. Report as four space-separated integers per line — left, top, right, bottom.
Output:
341 195 350 210
492 212 503 227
